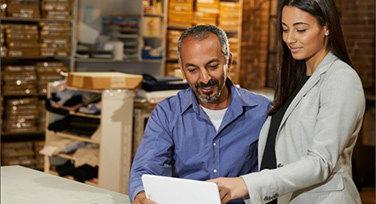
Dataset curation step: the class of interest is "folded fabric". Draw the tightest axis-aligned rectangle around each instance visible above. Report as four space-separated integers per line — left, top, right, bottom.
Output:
60 141 89 154
45 99 69 115
40 139 74 156
73 165 98 182
46 94 83 115
48 115 100 136
55 160 98 183
56 160 76 177
81 92 101 106
72 147 99 168
51 89 81 106
78 101 101 115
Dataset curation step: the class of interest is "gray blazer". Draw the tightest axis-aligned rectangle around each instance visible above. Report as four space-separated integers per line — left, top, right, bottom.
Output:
242 52 365 204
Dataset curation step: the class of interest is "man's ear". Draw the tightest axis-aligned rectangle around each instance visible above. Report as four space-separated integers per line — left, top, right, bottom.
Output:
227 53 233 72
178 59 186 79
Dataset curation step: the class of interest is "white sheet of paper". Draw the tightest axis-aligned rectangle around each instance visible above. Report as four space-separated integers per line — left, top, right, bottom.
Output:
142 174 221 204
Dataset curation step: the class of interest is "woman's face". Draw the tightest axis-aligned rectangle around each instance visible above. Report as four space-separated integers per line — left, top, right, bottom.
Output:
281 6 329 68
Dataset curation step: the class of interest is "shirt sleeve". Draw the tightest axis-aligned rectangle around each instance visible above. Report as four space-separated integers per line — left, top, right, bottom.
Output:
128 102 175 202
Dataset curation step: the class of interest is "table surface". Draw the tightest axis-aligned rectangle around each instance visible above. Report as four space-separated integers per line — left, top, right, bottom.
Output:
1 165 131 204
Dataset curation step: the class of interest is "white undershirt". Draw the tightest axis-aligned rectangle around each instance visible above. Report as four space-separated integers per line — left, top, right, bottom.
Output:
200 105 228 132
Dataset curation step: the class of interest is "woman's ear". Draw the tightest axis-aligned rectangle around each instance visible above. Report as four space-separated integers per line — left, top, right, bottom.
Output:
324 25 329 36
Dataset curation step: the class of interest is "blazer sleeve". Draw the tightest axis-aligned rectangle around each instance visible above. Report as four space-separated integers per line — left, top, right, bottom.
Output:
241 64 365 204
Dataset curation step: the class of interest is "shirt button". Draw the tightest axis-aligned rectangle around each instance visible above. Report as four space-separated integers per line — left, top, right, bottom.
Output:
213 169 217 173
213 142 216 146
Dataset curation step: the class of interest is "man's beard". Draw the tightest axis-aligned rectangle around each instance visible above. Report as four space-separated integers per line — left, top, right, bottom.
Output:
195 79 221 103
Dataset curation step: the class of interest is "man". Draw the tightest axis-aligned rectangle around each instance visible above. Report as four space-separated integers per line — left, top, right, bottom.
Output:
129 25 272 204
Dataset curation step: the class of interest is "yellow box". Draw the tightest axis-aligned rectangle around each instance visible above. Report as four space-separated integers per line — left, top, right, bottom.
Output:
170 0 194 3
196 0 219 3
219 2 240 10
194 11 218 18
195 3 219 14
67 72 143 90
168 12 193 27
142 17 161 37
169 2 194 12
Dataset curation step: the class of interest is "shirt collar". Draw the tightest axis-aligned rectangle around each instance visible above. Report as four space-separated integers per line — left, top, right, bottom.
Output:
181 78 258 115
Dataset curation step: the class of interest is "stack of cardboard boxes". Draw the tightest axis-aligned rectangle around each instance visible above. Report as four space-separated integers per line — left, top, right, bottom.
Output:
166 29 182 59
218 1 241 31
165 0 242 85
41 0 74 20
1 24 6 56
1 0 5 17
2 96 40 133
4 0 73 19
40 22 72 57
168 0 194 27
166 30 183 76
2 22 72 57
1 64 67 133
36 62 68 94
2 142 36 168
2 65 38 96
5 24 40 57
1 141 45 169
6 0 40 18
193 0 219 26
1 0 72 171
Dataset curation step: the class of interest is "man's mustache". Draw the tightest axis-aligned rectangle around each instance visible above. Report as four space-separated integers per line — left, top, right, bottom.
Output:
195 79 219 88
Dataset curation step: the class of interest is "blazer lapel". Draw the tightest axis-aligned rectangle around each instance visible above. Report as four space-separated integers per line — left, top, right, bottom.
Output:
278 52 338 133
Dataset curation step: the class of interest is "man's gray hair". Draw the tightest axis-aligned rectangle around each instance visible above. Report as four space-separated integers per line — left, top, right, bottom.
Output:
177 25 230 67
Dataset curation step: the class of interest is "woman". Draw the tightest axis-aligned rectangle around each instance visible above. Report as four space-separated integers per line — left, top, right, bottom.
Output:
209 0 365 203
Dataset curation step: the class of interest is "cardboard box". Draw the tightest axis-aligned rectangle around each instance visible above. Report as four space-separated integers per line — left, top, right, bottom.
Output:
67 72 143 90
142 17 161 37
170 0 194 3
169 2 193 12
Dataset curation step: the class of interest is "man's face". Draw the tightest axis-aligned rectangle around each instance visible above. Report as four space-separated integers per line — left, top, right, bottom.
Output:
179 33 231 104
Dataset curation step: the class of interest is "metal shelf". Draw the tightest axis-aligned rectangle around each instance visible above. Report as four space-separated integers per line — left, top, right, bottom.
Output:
1 17 73 23
1 131 45 142
1 56 71 60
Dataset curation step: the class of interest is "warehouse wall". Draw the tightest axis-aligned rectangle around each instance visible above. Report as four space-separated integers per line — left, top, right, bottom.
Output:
240 0 375 90
334 0 375 89
240 0 270 89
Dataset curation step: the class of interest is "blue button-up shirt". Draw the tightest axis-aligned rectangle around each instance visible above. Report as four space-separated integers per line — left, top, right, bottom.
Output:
129 79 272 203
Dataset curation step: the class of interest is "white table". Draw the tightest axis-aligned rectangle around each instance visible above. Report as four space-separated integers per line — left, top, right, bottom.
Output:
1 165 131 204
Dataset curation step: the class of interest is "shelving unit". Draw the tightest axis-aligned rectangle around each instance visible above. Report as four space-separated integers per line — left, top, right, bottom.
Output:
74 0 168 76
0 0 78 169
43 83 135 194
165 0 243 84
0 2 78 70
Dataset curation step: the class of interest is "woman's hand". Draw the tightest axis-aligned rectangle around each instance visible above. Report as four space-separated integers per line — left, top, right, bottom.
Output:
207 177 248 204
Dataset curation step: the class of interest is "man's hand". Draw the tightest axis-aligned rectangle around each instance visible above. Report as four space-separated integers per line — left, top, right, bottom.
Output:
132 191 158 204
207 177 248 204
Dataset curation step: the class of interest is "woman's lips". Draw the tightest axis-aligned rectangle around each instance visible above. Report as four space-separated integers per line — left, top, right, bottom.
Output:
289 47 302 53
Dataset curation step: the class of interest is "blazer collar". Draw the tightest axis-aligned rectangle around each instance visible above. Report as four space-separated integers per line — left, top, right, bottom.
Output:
279 52 338 130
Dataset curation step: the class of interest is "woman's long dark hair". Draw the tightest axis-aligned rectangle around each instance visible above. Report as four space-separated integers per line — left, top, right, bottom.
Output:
268 0 352 115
